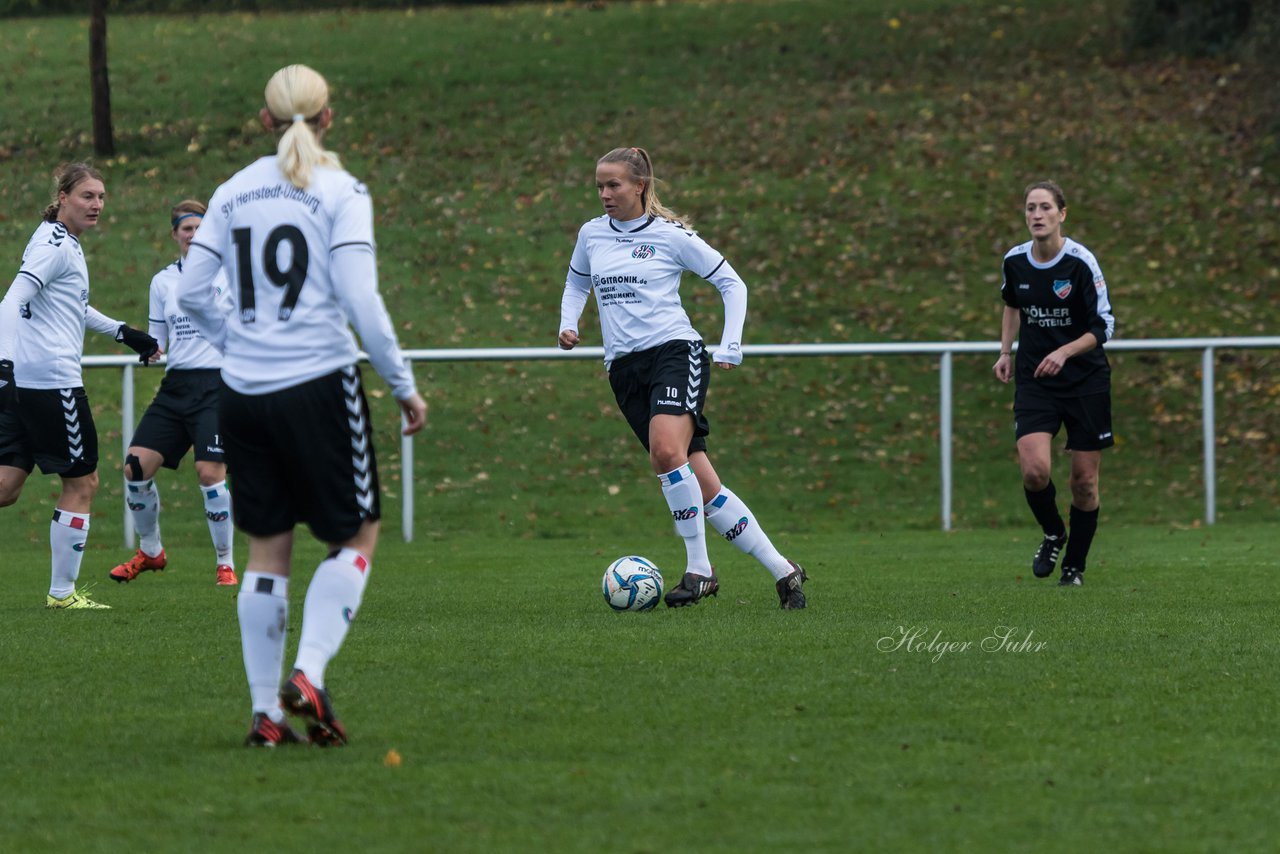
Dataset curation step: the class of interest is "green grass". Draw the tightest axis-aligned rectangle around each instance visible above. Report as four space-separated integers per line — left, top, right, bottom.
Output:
1 521 1277 852
1 1 1279 850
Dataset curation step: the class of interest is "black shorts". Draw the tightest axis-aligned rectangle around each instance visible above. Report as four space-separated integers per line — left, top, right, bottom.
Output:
0 387 98 477
608 339 711 454
1014 384 1114 451
130 369 225 469
219 366 380 543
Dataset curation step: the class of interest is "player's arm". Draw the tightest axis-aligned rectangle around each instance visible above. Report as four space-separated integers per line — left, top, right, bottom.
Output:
558 232 592 350
0 275 39 405
147 274 168 354
0 275 38 362
993 260 1020 382
86 305 160 364
1082 255 1116 344
994 306 1019 383
704 258 746 369
330 243 426 435
177 242 228 352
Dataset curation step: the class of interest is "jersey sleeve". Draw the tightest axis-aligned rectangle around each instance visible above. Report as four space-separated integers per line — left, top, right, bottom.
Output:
148 272 168 350
329 187 417 400
1079 251 1115 343
675 230 746 365
0 276 39 361
1000 257 1019 308
559 226 593 335
705 259 747 366
331 178 376 252
178 190 230 352
84 305 121 336
17 237 68 292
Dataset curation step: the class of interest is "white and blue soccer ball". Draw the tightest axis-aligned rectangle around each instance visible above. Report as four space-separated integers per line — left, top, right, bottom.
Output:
602 555 664 612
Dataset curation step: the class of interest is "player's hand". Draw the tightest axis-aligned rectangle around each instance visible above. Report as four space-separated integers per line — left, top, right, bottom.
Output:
714 361 737 371
116 324 161 364
398 392 428 436
0 358 15 411
1033 349 1068 379
558 329 579 350
993 353 1012 384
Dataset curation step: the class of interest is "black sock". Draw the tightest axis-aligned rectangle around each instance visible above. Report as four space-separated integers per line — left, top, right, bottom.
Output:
1024 481 1066 538
1063 505 1099 570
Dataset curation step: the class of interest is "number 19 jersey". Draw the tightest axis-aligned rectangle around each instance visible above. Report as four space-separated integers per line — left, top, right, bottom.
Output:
187 155 376 395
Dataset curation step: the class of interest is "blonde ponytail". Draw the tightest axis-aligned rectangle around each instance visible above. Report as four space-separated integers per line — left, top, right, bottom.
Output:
263 65 341 189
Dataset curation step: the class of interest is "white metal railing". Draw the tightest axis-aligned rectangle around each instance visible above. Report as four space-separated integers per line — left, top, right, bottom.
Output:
84 336 1280 543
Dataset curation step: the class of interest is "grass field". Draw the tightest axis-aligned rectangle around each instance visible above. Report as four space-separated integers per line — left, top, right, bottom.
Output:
1 0 1279 851
2 521 1278 852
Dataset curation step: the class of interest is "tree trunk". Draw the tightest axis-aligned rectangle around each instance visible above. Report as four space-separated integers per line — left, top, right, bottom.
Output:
90 0 114 157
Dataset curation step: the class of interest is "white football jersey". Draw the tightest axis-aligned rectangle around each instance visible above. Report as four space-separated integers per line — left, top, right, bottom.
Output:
148 260 229 371
181 155 415 397
560 214 747 366
11 221 92 389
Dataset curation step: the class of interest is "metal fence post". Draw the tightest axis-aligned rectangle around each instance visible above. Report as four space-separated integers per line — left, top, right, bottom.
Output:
1202 347 1216 525
402 358 414 543
121 363 135 548
940 351 953 532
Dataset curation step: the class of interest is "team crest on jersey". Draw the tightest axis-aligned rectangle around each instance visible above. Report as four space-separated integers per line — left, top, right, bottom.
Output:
631 244 656 260
1052 279 1072 299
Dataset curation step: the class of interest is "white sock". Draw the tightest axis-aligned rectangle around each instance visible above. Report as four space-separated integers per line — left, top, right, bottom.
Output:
49 509 90 599
126 478 162 556
659 464 712 576
202 480 234 566
238 571 289 720
705 486 792 581
293 548 371 689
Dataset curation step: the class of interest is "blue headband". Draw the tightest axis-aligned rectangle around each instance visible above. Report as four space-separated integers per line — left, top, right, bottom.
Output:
172 212 202 229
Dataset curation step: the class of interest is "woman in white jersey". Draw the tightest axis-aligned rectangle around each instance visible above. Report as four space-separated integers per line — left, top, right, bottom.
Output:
109 200 238 589
178 65 427 748
558 146 806 609
0 162 161 610
993 180 1116 587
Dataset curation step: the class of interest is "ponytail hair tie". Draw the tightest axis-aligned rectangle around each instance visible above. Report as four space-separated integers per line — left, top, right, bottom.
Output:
292 114 306 123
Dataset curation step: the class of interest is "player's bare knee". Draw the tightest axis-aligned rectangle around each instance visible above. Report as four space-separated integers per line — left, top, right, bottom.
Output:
194 462 225 486
1021 468 1051 492
649 446 686 475
1070 479 1098 507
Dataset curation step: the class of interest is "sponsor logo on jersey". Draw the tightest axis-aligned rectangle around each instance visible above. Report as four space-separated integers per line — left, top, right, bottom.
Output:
1052 279 1072 299
631 244 656 260
672 506 699 521
723 516 750 542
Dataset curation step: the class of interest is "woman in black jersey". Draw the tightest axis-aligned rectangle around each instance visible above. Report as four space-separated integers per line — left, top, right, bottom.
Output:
993 180 1116 587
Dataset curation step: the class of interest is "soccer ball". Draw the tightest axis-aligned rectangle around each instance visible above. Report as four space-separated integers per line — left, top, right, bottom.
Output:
601 555 664 612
